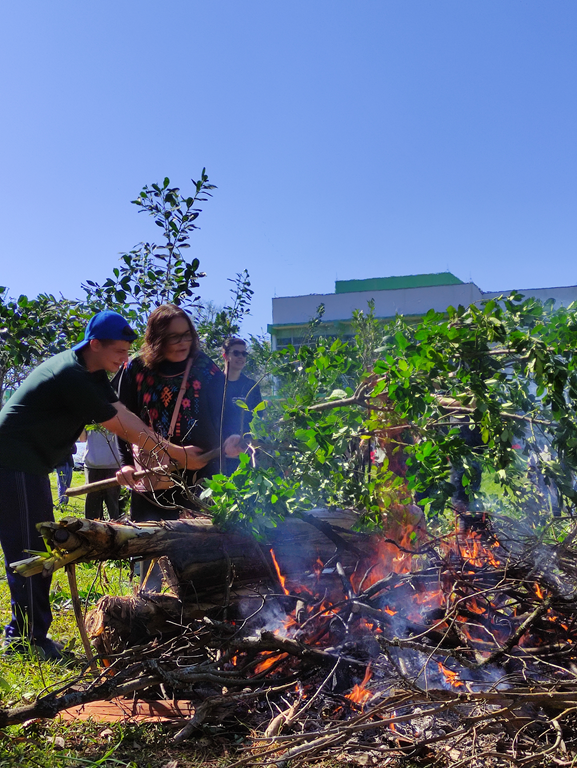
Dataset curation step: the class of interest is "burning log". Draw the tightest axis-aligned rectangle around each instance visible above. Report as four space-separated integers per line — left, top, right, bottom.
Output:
11 507 366 581
11 507 381 652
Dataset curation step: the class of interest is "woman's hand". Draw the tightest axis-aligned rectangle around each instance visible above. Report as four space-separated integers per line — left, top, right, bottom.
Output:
116 465 138 488
181 444 210 469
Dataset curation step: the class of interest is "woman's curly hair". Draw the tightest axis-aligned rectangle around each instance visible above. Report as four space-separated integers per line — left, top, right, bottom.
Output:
140 304 199 369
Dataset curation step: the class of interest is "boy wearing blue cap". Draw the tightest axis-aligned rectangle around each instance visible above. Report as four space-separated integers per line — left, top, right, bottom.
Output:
0 310 211 660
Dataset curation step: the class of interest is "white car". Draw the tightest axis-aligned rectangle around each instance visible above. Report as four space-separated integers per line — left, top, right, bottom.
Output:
72 441 87 470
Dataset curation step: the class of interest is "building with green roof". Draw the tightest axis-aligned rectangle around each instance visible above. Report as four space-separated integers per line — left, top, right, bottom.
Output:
268 272 577 350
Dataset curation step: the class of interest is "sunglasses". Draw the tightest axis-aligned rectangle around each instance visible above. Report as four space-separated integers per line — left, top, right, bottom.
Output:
231 349 248 357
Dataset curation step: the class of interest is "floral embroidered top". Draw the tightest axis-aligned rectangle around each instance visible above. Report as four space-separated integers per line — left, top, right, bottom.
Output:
114 351 225 477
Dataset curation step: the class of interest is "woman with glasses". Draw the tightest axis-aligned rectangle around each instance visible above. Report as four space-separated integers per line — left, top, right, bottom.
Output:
222 338 262 473
115 305 237 528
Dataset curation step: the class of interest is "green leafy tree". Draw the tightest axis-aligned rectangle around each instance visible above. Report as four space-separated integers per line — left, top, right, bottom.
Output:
0 290 82 403
82 172 215 333
195 270 254 360
203 294 577 535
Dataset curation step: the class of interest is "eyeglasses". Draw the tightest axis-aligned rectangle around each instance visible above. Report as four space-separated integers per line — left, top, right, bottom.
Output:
165 332 194 346
231 349 248 358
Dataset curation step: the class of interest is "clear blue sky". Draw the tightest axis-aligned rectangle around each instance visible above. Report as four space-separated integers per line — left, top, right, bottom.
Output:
1 1 575 338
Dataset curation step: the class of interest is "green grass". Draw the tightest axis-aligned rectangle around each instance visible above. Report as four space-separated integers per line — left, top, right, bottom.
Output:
0 719 238 767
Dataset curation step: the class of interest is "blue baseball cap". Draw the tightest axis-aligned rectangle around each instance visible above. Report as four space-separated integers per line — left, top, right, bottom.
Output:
72 311 138 351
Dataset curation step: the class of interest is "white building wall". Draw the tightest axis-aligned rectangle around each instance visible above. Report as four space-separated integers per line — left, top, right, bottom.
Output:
272 282 485 326
273 283 577 331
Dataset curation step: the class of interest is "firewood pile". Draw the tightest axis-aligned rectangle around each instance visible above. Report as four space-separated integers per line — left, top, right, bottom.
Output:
6 512 577 767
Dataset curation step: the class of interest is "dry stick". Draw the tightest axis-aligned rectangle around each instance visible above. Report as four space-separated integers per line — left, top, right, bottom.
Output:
65 563 98 673
228 699 457 768
65 466 169 497
474 597 553 669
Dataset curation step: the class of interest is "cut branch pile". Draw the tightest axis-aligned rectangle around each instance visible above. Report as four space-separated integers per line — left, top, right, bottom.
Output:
7 511 577 766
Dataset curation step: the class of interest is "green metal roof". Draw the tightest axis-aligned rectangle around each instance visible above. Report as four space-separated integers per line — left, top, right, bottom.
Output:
335 272 463 294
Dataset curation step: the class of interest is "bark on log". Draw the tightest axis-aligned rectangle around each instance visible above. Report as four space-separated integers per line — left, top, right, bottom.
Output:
12 508 368 585
11 508 382 653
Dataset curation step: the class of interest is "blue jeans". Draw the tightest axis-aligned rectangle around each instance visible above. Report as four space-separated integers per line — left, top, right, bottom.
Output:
55 462 73 505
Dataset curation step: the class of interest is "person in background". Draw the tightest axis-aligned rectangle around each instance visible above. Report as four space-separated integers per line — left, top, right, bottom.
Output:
0 310 213 660
54 451 74 506
222 338 262 474
83 427 122 520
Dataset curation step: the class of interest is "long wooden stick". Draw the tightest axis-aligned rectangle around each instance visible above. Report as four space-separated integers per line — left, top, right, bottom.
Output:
65 563 99 672
66 447 221 497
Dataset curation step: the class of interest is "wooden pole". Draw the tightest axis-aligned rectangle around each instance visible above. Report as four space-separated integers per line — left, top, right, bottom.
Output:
66 447 221 497
65 563 99 672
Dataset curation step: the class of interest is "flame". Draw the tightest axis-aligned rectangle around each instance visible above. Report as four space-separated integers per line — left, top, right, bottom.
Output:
383 606 397 616
458 530 501 568
254 651 288 674
346 665 373 706
534 582 546 600
438 662 464 689
270 548 290 596
313 557 324 579
467 598 486 615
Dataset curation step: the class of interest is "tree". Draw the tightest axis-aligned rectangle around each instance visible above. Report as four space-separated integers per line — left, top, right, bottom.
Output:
202 294 577 535
0 289 82 403
194 270 254 360
82 172 215 333
1 169 255 407
82 171 254 347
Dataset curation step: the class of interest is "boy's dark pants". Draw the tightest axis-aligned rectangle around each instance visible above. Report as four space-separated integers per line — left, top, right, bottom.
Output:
0 469 53 641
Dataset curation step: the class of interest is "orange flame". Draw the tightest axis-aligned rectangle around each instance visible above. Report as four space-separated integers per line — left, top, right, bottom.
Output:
270 548 290 596
346 665 373 706
458 530 501 568
438 662 464 688
255 651 288 674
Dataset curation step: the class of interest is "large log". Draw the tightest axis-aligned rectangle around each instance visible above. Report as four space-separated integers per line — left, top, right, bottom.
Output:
11 506 426 653
12 508 367 584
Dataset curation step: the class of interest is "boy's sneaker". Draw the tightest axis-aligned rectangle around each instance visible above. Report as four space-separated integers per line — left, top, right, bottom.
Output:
2 637 29 655
35 638 66 661
3 637 73 662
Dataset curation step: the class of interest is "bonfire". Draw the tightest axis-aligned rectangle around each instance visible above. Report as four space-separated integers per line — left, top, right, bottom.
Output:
6 502 577 768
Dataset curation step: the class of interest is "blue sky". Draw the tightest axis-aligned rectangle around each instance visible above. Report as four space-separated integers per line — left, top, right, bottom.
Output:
1 1 575 338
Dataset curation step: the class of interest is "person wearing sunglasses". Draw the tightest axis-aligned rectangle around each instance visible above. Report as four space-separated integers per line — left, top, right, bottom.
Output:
222 338 262 473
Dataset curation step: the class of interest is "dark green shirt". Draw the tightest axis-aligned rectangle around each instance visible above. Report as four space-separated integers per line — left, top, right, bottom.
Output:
0 349 118 475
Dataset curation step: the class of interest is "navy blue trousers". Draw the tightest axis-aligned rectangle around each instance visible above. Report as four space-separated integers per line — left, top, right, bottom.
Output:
0 469 53 641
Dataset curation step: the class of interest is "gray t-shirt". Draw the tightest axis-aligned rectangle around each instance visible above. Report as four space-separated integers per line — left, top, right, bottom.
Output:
84 429 121 469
